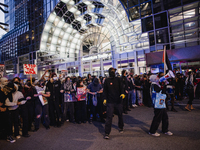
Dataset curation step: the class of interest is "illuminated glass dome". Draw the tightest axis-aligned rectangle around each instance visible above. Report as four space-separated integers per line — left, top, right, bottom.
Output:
38 0 148 68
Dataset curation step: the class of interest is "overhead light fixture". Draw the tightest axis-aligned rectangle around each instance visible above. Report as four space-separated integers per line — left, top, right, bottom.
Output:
84 1 91 5
69 0 75 5
61 0 70 3
69 7 76 13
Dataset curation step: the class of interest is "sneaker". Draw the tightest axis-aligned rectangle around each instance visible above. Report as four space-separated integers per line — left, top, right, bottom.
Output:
149 132 160 137
16 135 21 139
119 129 123 134
7 136 16 143
164 131 173 136
133 104 138 107
104 134 109 139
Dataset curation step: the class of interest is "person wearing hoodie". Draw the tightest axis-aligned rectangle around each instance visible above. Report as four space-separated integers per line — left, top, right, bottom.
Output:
87 77 103 123
0 77 16 143
61 77 75 124
103 67 125 139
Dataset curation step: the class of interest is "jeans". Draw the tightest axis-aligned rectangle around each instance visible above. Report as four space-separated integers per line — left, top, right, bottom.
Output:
137 90 143 104
62 102 74 122
128 90 136 106
35 103 50 129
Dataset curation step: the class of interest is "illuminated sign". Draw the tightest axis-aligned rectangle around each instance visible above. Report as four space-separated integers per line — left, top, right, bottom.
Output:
82 53 111 61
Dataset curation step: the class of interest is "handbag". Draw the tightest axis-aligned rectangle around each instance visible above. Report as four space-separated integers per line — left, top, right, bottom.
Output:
154 91 166 109
151 87 166 109
92 95 97 106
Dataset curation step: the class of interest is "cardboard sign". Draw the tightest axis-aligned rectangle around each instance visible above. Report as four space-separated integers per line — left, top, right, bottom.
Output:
0 64 5 78
23 64 37 75
77 87 86 101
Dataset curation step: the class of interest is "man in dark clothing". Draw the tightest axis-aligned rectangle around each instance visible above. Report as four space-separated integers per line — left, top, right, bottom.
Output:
121 70 129 114
103 68 125 139
46 73 61 127
87 78 103 123
0 77 16 143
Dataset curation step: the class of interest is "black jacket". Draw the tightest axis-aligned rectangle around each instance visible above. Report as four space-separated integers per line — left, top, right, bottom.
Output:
121 75 128 93
103 77 124 104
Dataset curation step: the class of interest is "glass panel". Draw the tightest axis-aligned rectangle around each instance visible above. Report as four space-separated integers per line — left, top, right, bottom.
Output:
183 9 196 19
129 6 140 21
142 16 153 32
185 21 198 31
171 31 185 42
140 2 152 18
128 0 139 8
154 12 168 29
149 32 155 46
156 28 169 44
170 12 183 22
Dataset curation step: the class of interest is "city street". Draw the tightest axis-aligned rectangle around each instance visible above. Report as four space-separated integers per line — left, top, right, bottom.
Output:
1 99 200 150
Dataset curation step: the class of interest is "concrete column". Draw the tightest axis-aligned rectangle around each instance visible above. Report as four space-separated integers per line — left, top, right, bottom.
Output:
78 50 83 77
134 51 139 75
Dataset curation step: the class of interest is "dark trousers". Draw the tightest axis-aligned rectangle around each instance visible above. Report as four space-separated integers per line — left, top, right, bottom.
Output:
76 101 87 122
123 94 128 111
149 108 169 134
48 99 60 126
26 101 34 130
187 89 194 105
35 103 50 129
166 94 175 110
19 104 29 135
10 108 20 136
62 102 74 122
89 96 100 119
105 103 124 135
0 111 12 138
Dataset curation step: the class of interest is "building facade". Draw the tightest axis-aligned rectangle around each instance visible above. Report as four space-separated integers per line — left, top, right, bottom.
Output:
0 0 200 78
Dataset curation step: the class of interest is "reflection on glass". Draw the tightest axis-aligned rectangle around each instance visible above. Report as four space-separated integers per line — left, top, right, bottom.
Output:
140 2 152 18
129 6 140 21
128 0 139 8
154 12 168 29
142 16 153 32
156 28 169 44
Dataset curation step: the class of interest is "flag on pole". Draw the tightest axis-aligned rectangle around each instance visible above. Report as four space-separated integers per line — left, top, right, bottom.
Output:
162 46 172 74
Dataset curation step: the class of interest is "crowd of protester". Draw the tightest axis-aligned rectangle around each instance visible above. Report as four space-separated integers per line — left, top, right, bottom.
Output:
0 69 200 142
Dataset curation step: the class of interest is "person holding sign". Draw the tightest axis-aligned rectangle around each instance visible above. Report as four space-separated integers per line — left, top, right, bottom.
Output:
61 77 75 124
149 73 173 137
33 80 50 131
76 80 87 124
103 67 125 139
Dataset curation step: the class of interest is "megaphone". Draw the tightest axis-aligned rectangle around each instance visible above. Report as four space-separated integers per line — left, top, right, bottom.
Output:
160 70 175 82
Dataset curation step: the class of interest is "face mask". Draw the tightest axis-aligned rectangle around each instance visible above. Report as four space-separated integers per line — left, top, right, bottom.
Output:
110 71 115 77
53 77 57 80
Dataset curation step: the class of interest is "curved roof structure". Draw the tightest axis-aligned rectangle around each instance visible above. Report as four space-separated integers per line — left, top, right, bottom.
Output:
39 0 148 67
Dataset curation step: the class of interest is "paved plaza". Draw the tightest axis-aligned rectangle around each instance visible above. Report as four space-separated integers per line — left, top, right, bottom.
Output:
1 99 200 150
